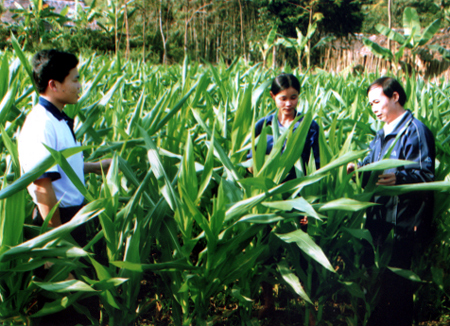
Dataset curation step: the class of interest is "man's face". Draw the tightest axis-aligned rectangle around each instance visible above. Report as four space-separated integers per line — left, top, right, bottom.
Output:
54 67 81 107
368 86 398 124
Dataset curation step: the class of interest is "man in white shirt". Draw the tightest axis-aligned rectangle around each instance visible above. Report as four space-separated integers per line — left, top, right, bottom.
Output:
19 49 110 246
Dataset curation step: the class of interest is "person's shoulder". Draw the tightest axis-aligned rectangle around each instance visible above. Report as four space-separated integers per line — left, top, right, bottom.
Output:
310 119 320 129
26 104 54 122
255 114 274 130
408 114 432 135
256 114 274 124
21 105 56 136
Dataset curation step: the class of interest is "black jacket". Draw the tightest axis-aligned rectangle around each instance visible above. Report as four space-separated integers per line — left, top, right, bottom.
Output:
249 112 320 182
360 110 435 242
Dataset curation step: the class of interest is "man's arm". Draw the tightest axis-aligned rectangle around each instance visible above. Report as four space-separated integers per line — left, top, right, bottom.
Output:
33 177 62 228
395 126 435 185
84 159 112 175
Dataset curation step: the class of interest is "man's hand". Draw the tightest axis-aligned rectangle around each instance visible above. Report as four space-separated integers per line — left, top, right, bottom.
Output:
347 163 355 174
376 173 396 186
84 159 112 175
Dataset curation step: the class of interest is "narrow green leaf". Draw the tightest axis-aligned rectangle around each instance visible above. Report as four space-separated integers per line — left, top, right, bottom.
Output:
276 229 335 273
277 260 312 304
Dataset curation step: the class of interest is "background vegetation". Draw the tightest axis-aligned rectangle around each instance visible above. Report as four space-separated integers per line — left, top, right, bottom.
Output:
0 42 449 324
1 0 450 66
0 1 449 325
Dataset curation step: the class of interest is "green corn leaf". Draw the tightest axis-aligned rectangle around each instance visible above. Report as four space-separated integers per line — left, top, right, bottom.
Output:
275 229 335 273
375 181 450 196
341 281 366 299
197 129 215 203
388 267 423 282
277 260 312 304
92 278 129 291
0 146 90 200
0 200 104 262
342 228 374 244
263 197 321 220
151 80 198 134
34 280 96 293
10 33 37 94
0 79 17 127
43 144 93 202
236 213 283 224
140 126 179 213
318 198 378 212
357 159 415 172
31 292 85 317
99 76 124 107
0 125 19 174
111 260 199 272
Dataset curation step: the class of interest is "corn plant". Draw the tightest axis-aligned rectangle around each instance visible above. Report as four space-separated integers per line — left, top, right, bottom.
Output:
0 46 450 326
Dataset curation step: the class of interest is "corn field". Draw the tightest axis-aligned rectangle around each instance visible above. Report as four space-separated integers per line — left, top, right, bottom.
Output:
1 41 450 326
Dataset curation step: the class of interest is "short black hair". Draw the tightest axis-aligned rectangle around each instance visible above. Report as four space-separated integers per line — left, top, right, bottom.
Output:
32 49 79 94
270 73 300 95
367 76 407 107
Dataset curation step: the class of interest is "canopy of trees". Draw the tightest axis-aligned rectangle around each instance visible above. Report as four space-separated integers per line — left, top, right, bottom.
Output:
0 0 448 65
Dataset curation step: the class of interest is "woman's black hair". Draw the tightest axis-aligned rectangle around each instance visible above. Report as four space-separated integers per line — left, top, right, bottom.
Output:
367 76 407 107
270 73 300 95
32 49 79 94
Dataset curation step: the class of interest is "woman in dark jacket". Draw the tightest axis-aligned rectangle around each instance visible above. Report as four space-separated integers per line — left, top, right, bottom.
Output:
248 73 320 179
249 73 321 318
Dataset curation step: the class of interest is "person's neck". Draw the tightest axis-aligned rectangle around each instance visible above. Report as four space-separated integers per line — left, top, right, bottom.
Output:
40 94 64 112
386 107 406 125
278 111 296 127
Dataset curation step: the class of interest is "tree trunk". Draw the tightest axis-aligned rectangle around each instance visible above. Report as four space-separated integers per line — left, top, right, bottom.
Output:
184 0 189 58
307 4 313 70
238 0 245 62
388 0 392 53
272 46 276 70
142 0 146 63
115 4 118 56
124 0 130 60
159 0 167 64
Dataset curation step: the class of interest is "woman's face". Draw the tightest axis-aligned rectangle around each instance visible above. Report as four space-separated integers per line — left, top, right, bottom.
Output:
270 87 299 118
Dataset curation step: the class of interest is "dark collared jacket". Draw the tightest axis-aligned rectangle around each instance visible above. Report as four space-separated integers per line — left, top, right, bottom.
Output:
249 112 320 182
360 110 435 241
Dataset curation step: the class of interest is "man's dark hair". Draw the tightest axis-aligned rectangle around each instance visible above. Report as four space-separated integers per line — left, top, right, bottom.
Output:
32 50 79 94
367 76 407 107
271 73 300 95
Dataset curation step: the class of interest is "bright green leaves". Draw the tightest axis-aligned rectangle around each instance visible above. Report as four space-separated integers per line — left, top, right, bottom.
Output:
275 229 335 274
277 260 313 304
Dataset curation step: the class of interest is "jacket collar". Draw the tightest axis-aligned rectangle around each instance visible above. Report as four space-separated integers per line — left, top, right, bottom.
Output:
377 109 413 138
269 111 303 128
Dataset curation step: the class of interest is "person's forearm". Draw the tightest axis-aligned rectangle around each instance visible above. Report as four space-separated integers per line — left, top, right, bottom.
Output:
84 159 112 175
33 178 61 228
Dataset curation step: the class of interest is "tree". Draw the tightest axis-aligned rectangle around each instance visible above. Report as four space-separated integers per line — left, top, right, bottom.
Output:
363 7 441 74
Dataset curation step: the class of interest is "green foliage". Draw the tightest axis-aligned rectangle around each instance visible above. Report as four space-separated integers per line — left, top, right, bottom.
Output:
0 50 449 326
363 7 441 75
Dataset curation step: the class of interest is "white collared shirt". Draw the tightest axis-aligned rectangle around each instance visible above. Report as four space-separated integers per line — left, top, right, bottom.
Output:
18 101 85 207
